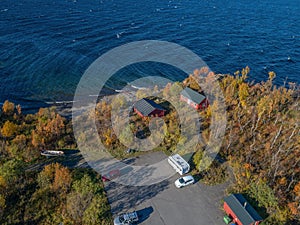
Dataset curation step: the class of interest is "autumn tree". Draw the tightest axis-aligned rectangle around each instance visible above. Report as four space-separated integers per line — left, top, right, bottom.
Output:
52 164 72 193
162 82 172 98
37 163 72 193
65 174 103 224
25 185 59 224
169 82 183 99
1 120 18 138
82 195 111 225
238 82 249 108
214 69 300 223
8 134 27 160
192 149 203 170
111 94 127 110
136 89 148 99
31 130 44 148
0 159 23 193
33 108 66 148
2 100 14 116
118 124 134 147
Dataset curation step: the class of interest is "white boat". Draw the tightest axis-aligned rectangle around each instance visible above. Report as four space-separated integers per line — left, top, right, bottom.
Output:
41 150 64 157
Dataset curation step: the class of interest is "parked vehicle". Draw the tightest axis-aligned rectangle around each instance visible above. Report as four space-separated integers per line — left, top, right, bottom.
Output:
101 169 120 182
168 154 190 175
113 211 139 225
175 175 195 188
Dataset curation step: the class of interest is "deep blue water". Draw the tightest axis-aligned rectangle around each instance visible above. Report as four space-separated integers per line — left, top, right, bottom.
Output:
0 0 299 111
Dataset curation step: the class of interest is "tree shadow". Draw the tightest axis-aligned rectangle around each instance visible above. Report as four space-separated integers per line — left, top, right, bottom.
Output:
242 193 268 219
57 152 88 169
213 153 226 164
135 129 150 139
136 206 154 224
121 157 136 165
62 149 80 155
26 151 89 172
119 166 134 175
285 219 300 225
193 173 203 182
96 157 137 176
106 178 169 215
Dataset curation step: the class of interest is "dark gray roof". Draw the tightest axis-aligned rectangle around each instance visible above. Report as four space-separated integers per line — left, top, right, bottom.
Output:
134 98 165 116
180 87 206 104
224 194 263 225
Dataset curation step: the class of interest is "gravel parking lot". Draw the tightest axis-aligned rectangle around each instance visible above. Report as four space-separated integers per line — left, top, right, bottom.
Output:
105 151 229 225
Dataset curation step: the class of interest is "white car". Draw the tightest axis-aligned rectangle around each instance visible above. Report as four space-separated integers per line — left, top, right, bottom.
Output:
113 211 139 225
175 175 195 188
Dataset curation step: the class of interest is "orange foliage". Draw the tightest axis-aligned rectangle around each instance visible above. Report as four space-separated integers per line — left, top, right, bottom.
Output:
53 164 72 192
244 163 251 170
40 163 72 192
43 163 56 179
293 182 300 197
31 130 44 148
288 202 299 215
279 177 287 186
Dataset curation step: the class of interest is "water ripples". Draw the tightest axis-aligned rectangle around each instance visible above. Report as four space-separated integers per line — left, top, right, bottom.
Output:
0 0 299 110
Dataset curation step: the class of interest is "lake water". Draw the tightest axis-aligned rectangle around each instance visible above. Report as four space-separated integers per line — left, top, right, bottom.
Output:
0 0 299 111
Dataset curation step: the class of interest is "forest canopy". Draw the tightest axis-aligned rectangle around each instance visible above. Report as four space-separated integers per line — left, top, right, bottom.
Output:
0 67 299 224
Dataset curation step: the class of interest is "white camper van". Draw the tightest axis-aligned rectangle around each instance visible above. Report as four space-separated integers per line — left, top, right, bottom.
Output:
168 154 190 175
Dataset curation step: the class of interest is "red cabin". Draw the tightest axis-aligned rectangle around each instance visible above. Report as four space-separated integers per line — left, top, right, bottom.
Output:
133 98 166 118
180 87 208 110
224 194 263 225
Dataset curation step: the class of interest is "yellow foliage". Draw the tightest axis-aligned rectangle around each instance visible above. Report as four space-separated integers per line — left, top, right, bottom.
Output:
188 76 201 91
241 66 250 81
0 176 6 188
268 71 276 81
1 121 18 138
2 100 14 115
256 95 272 117
238 83 249 107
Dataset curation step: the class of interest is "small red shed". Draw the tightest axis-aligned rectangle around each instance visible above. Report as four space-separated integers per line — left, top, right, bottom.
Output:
133 98 166 118
180 87 208 110
224 194 263 225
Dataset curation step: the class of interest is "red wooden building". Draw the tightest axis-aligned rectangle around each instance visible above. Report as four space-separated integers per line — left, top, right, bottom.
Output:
133 98 166 118
224 194 263 225
180 87 208 110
